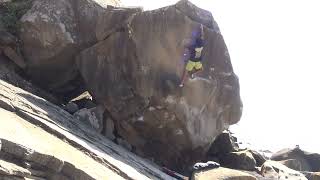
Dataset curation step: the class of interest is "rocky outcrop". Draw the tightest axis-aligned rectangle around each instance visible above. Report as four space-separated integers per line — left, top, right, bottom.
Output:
19 0 130 98
15 0 242 171
77 0 242 170
0 79 174 179
271 147 320 172
191 167 257 180
206 131 267 170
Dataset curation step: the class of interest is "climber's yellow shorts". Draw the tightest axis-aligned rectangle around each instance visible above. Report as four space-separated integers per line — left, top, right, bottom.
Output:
186 61 203 72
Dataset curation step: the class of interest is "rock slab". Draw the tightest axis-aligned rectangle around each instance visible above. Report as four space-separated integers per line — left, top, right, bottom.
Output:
0 79 174 179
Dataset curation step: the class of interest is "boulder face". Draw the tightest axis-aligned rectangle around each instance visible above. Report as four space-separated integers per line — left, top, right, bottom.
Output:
77 0 242 170
19 0 124 98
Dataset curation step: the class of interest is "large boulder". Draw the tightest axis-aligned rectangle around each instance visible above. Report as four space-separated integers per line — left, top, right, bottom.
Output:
271 147 320 172
249 150 267 167
77 0 242 170
191 167 257 180
207 131 239 156
219 150 257 171
19 0 132 98
261 160 307 180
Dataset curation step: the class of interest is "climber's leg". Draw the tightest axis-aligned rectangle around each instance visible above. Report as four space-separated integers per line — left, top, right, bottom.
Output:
179 61 195 87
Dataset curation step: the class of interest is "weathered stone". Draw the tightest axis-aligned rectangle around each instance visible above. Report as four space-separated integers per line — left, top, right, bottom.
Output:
207 131 239 156
62 102 79 114
249 150 267 167
74 106 104 132
77 0 242 170
271 147 320 172
278 159 303 171
219 150 256 171
19 0 134 97
261 160 307 180
241 170 273 180
2 47 26 69
0 30 16 46
103 117 115 141
117 138 132 152
191 167 257 180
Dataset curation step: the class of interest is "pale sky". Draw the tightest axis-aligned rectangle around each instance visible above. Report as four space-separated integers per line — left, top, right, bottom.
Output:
121 0 320 153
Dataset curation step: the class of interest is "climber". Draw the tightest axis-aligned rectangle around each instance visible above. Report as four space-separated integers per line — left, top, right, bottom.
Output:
179 24 204 87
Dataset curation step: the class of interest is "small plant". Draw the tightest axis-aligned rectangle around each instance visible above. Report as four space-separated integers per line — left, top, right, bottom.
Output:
0 0 33 34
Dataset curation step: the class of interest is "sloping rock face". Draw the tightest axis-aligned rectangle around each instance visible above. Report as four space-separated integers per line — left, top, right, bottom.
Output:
0 79 173 179
19 0 127 98
77 0 242 170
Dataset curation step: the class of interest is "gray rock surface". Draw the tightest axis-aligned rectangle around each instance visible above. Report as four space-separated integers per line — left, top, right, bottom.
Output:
2 47 26 69
0 29 25 69
12 0 241 171
0 30 17 46
73 106 105 133
0 79 174 180
62 102 79 114
77 0 242 170
278 159 303 171
103 116 116 141
207 131 239 156
271 147 320 172
219 150 257 171
19 0 136 97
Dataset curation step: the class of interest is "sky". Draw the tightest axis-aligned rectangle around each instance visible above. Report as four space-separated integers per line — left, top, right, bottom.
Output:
120 0 320 153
